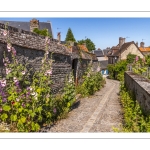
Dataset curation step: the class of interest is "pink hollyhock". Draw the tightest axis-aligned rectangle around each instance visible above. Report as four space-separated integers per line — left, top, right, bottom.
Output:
135 56 139 62
7 43 12 52
6 68 11 74
12 47 16 56
0 79 6 87
3 30 7 36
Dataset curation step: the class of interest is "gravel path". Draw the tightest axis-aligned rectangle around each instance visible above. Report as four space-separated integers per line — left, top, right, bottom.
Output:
41 78 123 132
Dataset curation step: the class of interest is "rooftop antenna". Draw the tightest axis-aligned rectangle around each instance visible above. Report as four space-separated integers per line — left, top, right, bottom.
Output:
57 28 63 35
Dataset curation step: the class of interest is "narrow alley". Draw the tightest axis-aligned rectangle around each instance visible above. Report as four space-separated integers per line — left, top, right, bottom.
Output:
41 78 123 132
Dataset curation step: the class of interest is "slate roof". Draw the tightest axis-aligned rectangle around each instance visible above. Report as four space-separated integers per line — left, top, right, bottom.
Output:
100 60 108 69
93 50 104 57
103 48 111 56
0 20 53 38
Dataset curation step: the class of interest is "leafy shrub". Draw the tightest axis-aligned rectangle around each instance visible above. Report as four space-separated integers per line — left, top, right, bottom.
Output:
107 60 127 81
116 83 150 132
33 28 52 38
76 65 105 97
0 24 76 132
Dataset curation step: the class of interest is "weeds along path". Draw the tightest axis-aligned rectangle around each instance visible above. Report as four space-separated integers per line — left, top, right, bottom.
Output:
41 78 123 132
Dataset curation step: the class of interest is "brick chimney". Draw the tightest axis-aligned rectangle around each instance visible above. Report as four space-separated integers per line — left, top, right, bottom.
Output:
119 37 125 48
140 42 144 48
136 42 138 47
30 18 39 32
57 32 61 43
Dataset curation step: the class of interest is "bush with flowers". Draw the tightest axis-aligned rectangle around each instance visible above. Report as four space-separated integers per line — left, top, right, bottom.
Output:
0 24 76 132
76 64 105 97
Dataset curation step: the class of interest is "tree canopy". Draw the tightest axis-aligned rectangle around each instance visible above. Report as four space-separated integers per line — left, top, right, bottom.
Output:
77 38 96 51
65 28 76 42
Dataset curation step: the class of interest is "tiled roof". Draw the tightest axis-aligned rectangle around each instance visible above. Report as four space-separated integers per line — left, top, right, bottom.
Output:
103 49 110 55
113 41 135 56
139 47 150 51
77 45 89 52
93 50 104 57
0 20 53 38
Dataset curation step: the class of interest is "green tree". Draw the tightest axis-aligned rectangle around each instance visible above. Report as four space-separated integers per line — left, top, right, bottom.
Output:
77 38 96 51
33 28 52 38
65 28 76 42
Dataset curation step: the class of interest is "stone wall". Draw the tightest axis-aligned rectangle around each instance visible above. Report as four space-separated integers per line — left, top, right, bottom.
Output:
0 23 70 55
124 71 150 114
0 22 99 94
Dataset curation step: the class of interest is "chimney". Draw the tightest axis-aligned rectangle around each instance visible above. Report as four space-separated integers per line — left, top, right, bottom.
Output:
57 32 61 43
30 18 39 32
140 42 144 48
119 37 125 48
136 42 138 47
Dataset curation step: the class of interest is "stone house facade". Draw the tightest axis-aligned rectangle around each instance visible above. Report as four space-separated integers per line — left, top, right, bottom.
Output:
108 37 144 64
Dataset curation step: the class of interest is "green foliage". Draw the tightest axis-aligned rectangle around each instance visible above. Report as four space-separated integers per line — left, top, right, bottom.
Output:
77 38 96 51
145 55 150 67
126 53 136 64
33 28 52 38
65 28 76 42
55 73 76 119
76 65 105 97
0 24 76 132
117 83 150 132
107 60 127 81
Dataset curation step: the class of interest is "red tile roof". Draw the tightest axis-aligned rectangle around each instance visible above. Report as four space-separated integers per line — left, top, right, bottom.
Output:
139 47 150 52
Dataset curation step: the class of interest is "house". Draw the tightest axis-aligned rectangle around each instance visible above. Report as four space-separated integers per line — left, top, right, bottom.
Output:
92 47 110 61
139 42 150 56
99 60 108 75
107 37 144 64
92 48 110 75
0 18 53 38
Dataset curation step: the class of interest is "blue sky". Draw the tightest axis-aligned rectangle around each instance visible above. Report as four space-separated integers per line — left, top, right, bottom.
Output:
0 17 150 50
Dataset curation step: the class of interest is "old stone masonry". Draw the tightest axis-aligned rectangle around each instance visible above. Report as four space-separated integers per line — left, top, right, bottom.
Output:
40 78 123 132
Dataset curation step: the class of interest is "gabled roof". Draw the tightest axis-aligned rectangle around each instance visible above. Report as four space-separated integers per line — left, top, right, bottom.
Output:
93 50 104 57
103 49 111 55
112 41 135 56
0 20 53 38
